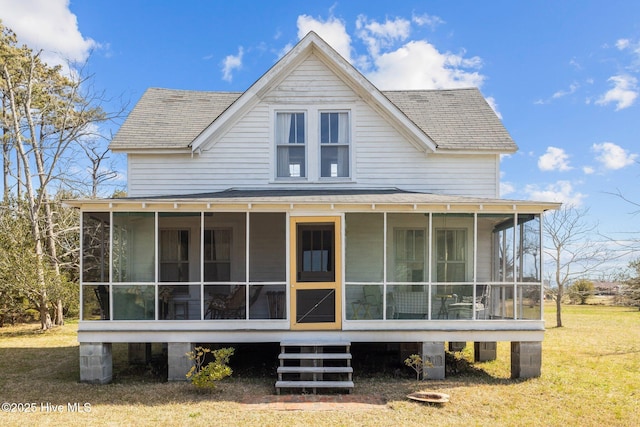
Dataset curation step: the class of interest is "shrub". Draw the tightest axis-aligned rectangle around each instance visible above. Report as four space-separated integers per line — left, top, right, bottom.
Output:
186 346 234 390
404 354 433 380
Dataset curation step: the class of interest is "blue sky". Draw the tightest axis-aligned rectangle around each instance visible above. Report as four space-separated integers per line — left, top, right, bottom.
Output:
2 0 639 270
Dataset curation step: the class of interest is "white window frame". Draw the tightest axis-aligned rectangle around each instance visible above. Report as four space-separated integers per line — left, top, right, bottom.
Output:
272 106 354 183
275 111 307 180
319 110 351 179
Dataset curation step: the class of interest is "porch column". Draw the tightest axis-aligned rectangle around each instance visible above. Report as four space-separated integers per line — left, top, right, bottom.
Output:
511 341 542 378
167 342 194 381
79 342 112 384
422 341 445 380
474 342 497 362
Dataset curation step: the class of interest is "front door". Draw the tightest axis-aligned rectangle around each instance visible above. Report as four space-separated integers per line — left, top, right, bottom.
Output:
290 216 341 330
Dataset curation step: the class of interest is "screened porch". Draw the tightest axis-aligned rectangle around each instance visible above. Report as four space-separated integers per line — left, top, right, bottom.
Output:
80 210 543 325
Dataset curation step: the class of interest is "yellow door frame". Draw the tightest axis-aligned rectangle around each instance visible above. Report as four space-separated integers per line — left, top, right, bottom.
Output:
290 216 342 330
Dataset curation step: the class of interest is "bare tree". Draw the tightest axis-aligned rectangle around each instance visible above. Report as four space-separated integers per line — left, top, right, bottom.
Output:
1 22 109 329
543 206 611 327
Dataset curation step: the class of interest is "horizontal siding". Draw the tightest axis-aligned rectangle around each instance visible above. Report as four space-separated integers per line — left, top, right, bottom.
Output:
263 53 357 103
354 102 498 197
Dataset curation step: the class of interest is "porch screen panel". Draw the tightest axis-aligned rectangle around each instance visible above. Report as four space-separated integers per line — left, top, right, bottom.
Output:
386 214 428 283
345 213 383 282
82 212 110 283
249 213 286 281
112 284 155 320
517 214 541 282
82 284 109 320
432 213 474 283
158 284 201 320
296 289 335 323
249 213 286 320
159 212 201 282
112 212 155 282
518 284 542 320
204 213 246 282
492 214 516 282
435 229 466 282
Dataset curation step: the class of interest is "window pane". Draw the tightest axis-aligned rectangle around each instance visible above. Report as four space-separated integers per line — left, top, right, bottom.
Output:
394 229 425 282
112 285 155 320
204 228 231 281
249 213 286 282
160 230 190 282
204 285 246 319
518 214 541 282
297 224 334 282
249 284 286 319
435 229 467 282
112 212 155 282
158 285 201 320
82 212 110 283
346 213 383 282
320 112 349 178
321 145 349 177
277 146 305 178
82 284 109 320
277 112 306 178
295 113 305 143
320 112 348 144
204 213 246 282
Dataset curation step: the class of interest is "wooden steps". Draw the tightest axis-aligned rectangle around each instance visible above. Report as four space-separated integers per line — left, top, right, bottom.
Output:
276 341 353 394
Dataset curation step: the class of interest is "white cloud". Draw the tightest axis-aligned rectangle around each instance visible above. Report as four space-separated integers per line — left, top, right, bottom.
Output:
356 16 411 58
595 75 638 110
0 0 97 68
592 142 638 170
412 13 445 30
365 41 484 90
538 147 572 172
583 166 595 175
552 82 579 99
297 14 353 63
524 181 586 207
616 38 630 50
296 14 485 91
221 47 244 82
485 96 503 119
616 38 640 72
500 181 515 196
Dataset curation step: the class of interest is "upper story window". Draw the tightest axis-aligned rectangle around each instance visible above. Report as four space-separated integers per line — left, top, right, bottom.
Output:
276 112 306 178
320 112 350 178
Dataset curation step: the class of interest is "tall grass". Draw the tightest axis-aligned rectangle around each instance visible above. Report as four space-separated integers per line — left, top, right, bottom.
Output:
0 305 638 426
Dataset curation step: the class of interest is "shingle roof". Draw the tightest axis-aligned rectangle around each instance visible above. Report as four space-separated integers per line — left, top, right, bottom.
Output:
110 88 242 150
383 89 516 151
109 87 516 152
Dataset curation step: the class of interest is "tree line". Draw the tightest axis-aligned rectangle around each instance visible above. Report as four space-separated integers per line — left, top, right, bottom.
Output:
1 21 121 329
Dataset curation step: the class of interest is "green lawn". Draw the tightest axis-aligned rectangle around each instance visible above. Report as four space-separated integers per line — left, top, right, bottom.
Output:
0 305 638 426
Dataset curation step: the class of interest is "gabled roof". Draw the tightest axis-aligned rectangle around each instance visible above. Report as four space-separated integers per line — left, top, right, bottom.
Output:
110 32 516 154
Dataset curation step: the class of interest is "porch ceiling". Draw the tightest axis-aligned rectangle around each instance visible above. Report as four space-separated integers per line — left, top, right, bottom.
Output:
66 188 560 213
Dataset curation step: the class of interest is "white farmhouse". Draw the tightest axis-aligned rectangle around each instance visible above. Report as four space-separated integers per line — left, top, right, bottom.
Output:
70 32 558 388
